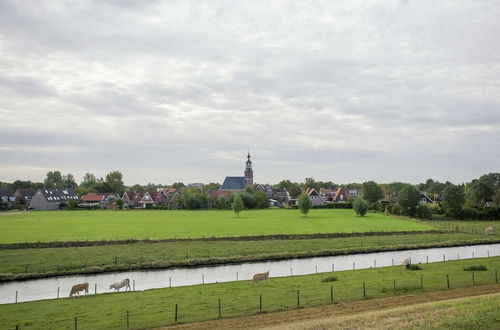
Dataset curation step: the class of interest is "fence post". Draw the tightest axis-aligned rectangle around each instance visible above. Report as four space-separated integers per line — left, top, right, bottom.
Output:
95 283 97 294
315 265 318 273
393 280 396 294
457 252 459 260
290 267 293 276
487 250 490 257
420 275 424 292
126 310 129 329
472 251 475 258
332 264 334 272
169 277 172 288
426 255 428 263
218 298 221 318
330 286 333 302
202 274 204 284
363 282 366 297
259 295 262 311
175 304 178 323
374 259 376 268
496 269 498 283
443 254 445 262
236 272 238 281
74 316 77 330
446 274 450 289
472 272 475 286
57 287 60 298
297 290 300 308
133 280 135 291
392 258 394 266
16 325 18 330
15 291 18 303
353 262 355 270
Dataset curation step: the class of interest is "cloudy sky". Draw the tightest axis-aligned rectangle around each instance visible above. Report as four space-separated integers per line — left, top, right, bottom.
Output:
0 1 499 185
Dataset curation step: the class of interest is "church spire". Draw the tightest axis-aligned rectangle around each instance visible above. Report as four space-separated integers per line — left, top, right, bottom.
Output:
244 152 253 186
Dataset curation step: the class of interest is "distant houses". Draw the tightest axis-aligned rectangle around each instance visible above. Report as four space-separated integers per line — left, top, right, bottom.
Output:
30 188 79 211
220 153 253 193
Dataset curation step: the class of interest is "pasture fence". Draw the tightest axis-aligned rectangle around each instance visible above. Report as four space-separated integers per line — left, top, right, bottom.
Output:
7 267 500 329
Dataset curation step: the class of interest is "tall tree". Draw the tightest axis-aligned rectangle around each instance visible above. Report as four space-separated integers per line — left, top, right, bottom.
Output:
397 185 420 216
361 181 383 203
44 171 63 188
303 177 321 191
299 193 312 218
442 185 465 217
353 197 369 216
105 171 125 194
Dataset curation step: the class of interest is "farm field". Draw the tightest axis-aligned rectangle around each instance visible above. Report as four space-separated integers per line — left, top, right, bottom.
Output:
0 232 496 278
0 257 499 329
427 219 500 235
0 209 436 243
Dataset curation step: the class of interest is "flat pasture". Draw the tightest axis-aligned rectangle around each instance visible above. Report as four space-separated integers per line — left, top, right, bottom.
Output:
0 209 435 243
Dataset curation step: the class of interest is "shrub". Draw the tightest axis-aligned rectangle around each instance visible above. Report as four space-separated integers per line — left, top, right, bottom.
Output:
463 265 488 271
415 204 433 219
407 264 422 270
321 276 338 282
353 197 369 216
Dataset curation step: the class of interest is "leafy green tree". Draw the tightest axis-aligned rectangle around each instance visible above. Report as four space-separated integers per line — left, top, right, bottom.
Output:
105 171 125 194
299 193 312 217
276 180 301 198
44 171 63 188
232 193 244 218
241 192 256 209
62 174 77 189
129 184 145 193
361 181 383 203
304 177 321 191
116 199 124 210
353 197 369 216
171 182 185 190
254 191 269 209
215 195 230 209
397 185 420 216
442 185 465 218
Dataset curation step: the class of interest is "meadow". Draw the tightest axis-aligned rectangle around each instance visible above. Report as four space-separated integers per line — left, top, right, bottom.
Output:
1 232 496 278
0 257 499 329
0 209 435 243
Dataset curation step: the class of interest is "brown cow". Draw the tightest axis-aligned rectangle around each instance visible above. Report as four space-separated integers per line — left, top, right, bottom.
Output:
252 271 269 285
485 227 494 235
69 282 89 297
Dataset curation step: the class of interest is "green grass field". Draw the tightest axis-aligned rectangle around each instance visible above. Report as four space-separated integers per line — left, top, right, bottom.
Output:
1 257 498 329
427 219 500 235
0 209 436 243
0 233 495 277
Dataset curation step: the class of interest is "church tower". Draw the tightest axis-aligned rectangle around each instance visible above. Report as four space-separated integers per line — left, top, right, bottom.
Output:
244 152 253 186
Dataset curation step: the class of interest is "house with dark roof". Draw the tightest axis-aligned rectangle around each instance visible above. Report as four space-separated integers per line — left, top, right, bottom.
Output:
419 193 434 204
332 187 348 202
14 188 34 205
0 188 16 209
306 188 326 206
30 188 78 210
220 153 254 193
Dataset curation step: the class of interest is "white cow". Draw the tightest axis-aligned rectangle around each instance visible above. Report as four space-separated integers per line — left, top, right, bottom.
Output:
110 278 131 292
402 258 411 269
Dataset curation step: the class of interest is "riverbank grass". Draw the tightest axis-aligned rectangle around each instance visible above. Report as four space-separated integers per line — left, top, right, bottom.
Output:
0 209 435 243
0 257 499 329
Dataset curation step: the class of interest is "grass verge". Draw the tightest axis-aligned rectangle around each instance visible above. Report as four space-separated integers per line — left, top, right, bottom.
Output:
0 257 499 329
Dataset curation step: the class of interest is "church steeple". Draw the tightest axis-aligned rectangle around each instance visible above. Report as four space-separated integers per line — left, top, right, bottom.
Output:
244 152 253 186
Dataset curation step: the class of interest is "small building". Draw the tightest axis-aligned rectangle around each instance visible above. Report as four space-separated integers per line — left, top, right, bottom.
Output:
81 193 119 208
332 187 347 202
0 188 16 209
14 189 34 205
306 188 326 206
30 188 78 211
419 193 434 204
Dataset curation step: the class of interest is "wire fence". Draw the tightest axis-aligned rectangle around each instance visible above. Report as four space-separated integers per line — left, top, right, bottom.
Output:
7 267 499 330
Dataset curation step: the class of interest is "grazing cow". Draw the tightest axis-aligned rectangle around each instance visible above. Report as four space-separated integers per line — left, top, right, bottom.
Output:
402 258 410 269
69 282 89 297
485 227 494 235
109 278 131 292
252 271 269 285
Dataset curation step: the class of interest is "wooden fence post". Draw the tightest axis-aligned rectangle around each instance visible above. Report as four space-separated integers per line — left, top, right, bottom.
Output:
392 258 394 266
443 254 445 262
330 286 333 302
297 290 300 308
446 274 450 289
472 272 475 286
315 265 318 273
133 280 135 291
126 310 129 329
57 287 60 298
218 298 221 318
363 282 366 297
420 275 424 291
202 274 204 284
236 272 238 281
426 255 428 263
496 269 498 283
95 283 97 294
290 267 293 276
353 262 355 270
175 304 178 323
393 280 396 294
15 291 18 303
472 251 475 258
259 295 262 311
332 264 334 272
374 259 376 268
74 316 77 330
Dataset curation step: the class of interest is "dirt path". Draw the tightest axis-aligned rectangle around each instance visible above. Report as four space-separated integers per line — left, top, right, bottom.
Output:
156 284 500 330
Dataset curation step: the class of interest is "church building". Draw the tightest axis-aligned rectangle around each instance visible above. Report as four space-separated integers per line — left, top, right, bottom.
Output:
220 153 253 193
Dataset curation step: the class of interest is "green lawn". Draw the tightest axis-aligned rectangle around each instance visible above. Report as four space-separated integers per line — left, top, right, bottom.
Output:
0 233 495 277
0 257 498 329
426 219 500 235
0 209 436 243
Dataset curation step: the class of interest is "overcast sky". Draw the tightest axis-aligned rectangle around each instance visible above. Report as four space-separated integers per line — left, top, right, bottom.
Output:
0 1 499 186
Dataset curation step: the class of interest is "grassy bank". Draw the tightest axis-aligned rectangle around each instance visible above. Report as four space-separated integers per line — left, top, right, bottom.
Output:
1 233 497 280
426 219 500 235
0 257 499 329
0 209 435 243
